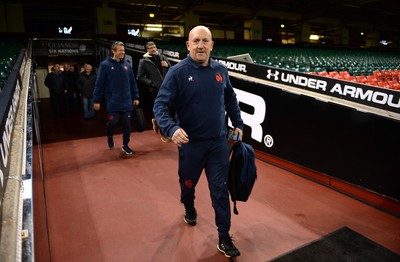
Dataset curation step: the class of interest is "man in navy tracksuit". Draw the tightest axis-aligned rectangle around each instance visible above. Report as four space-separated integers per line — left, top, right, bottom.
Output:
153 26 243 258
93 41 140 157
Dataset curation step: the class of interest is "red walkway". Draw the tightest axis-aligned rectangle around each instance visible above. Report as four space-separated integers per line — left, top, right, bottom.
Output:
33 102 400 262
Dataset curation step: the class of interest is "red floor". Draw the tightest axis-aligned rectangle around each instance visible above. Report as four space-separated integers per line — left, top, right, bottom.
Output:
33 102 400 262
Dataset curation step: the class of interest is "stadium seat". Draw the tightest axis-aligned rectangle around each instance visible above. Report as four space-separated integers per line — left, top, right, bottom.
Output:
366 81 378 86
377 81 389 88
356 76 367 83
318 71 329 77
344 75 357 82
388 81 400 90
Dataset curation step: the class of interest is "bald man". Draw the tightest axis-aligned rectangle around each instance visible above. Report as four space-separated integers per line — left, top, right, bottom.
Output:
153 25 243 258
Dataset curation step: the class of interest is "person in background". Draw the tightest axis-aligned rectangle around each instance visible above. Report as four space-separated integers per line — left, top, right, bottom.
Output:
64 63 79 113
70 65 81 110
44 63 68 116
77 63 96 119
153 25 243 258
45 66 56 113
137 41 171 142
93 41 140 157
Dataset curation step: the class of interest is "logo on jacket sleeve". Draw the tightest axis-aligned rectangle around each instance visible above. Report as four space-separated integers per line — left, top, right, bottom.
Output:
216 72 223 83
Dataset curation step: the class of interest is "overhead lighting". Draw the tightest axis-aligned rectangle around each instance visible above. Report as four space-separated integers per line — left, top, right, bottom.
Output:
145 24 162 31
309 34 319 40
280 24 285 28
149 13 155 18
146 27 162 31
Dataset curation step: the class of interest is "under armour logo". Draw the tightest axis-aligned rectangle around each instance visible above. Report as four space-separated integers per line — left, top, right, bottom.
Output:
188 76 194 82
266 69 279 81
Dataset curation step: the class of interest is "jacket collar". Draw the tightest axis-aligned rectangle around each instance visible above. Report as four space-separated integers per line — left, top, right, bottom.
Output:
187 55 215 69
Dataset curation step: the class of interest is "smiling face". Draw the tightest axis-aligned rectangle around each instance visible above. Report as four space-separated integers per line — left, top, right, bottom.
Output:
111 42 125 62
186 26 214 66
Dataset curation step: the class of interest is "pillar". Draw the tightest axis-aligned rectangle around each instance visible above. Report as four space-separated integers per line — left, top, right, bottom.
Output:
0 2 24 32
244 19 262 40
96 7 117 35
182 11 199 37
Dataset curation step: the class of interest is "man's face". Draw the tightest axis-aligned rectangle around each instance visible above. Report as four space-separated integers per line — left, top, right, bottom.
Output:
112 45 125 61
54 64 61 72
186 27 214 66
147 44 158 55
85 64 92 74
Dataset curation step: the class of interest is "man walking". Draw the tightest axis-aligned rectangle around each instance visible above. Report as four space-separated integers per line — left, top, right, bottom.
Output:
137 41 171 142
93 41 140 157
153 26 243 258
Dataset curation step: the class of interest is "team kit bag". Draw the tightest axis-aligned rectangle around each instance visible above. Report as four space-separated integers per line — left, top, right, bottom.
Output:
133 107 146 132
228 140 257 215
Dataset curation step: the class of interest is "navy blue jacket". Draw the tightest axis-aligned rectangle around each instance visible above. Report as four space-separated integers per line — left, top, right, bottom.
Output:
93 56 139 112
153 56 243 140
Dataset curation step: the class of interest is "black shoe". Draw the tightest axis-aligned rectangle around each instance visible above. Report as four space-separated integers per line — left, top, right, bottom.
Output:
121 145 133 155
183 208 197 226
217 236 240 258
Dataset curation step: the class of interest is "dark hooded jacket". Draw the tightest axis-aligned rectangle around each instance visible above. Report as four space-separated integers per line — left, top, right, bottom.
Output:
93 55 139 112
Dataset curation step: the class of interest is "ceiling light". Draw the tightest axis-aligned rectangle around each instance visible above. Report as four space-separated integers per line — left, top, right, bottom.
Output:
146 27 162 31
145 24 162 31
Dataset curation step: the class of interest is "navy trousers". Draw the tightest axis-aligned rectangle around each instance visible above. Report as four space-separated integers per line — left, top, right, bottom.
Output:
106 111 132 146
178 136 231 237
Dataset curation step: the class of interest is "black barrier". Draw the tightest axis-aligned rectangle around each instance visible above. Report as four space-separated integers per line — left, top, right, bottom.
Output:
0 49 25 198
0 48 25 225
228 77 400 201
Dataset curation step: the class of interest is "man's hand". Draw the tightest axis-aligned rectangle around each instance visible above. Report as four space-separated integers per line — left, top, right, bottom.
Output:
94 103 100 111
172 128 189 146
234 127 243 141
161 61 169 68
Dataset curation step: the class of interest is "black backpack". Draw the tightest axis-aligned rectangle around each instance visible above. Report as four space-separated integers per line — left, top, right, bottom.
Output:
133 107 146 132
228 141 257 215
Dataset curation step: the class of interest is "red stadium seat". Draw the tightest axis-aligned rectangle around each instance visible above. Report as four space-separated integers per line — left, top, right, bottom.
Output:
356 76 367 83
388 81 400 90
318 71 329 77
344 75 357 82
366 75 378 82
377 81 389 88
366 81 378 86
